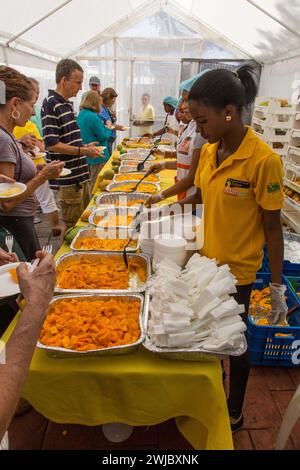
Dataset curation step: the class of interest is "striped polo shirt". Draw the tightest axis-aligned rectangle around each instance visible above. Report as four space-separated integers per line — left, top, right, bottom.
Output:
41 90 90 189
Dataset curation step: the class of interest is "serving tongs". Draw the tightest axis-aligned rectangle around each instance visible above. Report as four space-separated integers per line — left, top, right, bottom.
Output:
123 203 144 268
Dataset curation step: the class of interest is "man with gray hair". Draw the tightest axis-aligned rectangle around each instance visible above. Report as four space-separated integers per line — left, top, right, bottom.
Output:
81 75 101 105
41 59 101 228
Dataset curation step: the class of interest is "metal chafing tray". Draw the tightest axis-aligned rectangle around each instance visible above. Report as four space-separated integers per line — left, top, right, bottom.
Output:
113 172 160 184
142 296 248 362
70 227 139 252
55 252 151 294
88 206 138 229
37 293 145 358
119 162 153 173
95 192 150 207
107 181 161 193
119 154 155 161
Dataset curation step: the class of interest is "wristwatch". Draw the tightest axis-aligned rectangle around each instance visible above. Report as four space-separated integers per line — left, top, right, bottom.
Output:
158 192 165 201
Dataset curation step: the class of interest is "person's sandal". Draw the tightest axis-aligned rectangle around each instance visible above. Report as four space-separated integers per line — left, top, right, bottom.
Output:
52 228 62 237
229 413 244 433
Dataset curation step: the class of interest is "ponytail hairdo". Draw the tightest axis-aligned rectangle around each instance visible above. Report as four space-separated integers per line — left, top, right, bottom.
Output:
188 65 258 113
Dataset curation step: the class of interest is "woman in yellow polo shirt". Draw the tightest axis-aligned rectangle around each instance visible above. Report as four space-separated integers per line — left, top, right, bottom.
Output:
179 65 287 432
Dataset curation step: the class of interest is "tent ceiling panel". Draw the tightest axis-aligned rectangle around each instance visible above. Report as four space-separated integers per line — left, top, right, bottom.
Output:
0 0 63 35
251 0 300 35
19 0 146 55
0 0 300 64
172 0 300 60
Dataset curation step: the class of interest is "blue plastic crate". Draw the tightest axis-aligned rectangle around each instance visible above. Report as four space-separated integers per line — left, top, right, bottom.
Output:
259 245 300 276
247 273 300 367
287 276 300 296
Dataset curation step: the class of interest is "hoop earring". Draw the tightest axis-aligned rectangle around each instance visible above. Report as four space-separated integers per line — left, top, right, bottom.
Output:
12 110 20 120
226 116 232 122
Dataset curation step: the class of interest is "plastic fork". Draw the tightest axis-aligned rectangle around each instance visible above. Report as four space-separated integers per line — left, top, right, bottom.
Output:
5 234 13 253
30 244 53 272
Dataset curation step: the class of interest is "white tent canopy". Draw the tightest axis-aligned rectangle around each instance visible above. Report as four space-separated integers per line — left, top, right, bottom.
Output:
1 0 300 65
1 0 300 121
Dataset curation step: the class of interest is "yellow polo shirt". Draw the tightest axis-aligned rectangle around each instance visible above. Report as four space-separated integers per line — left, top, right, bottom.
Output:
194 127 284 285
13 121 42 141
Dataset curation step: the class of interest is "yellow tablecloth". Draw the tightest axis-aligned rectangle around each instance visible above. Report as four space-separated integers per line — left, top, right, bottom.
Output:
1 151 233 450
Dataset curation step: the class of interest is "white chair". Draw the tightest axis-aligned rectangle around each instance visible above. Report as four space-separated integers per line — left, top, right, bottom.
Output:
275 384 300 450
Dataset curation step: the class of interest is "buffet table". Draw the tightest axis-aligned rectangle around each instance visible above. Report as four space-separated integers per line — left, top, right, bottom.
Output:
1 151 233 450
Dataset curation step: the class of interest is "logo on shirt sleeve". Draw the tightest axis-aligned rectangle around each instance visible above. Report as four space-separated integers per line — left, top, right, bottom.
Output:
267 182 281 193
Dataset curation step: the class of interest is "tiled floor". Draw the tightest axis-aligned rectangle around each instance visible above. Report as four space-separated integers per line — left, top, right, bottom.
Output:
7 215 298 451
7 366 300 450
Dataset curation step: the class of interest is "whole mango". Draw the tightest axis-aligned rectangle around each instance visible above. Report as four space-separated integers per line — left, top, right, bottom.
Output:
64 226 82 244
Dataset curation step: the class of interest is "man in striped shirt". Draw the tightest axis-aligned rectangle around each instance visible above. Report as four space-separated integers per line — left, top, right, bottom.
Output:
41 59 101 228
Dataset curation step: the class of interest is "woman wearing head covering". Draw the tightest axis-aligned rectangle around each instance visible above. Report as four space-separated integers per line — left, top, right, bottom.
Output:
150 96 179 144
179 71 208 102
145 71 210 204
146 99 206 203
179 65 287 432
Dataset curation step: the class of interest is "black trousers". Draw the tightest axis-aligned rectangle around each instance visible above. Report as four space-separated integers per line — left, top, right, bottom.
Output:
226 283 252 416
0 215 40 261
0 295 19 336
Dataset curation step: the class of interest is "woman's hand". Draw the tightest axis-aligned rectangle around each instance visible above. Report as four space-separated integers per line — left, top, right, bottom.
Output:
269 283 289 324
145 193 164 207
0 175 15 184
145 162 165 175
19 134 37 150
38 161 65 181
115 124 126 131
0 247 18 266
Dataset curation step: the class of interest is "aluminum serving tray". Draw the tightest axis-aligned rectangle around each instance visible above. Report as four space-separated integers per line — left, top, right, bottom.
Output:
95 192 150 207
107 181 161 193
88 206 139 229
120 154 155 162
142 296 248 362
113 172 160 184
70 227 140 252
37 293 145 358
119 162 153 173
55 252 151 294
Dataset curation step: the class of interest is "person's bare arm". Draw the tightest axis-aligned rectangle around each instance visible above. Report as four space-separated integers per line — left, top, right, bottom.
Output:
46 142 100 159
0 161 64 211
0 252 56 440
262 209 283 284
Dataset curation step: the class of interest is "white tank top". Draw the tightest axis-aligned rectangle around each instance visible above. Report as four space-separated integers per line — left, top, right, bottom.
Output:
176 120 197 198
